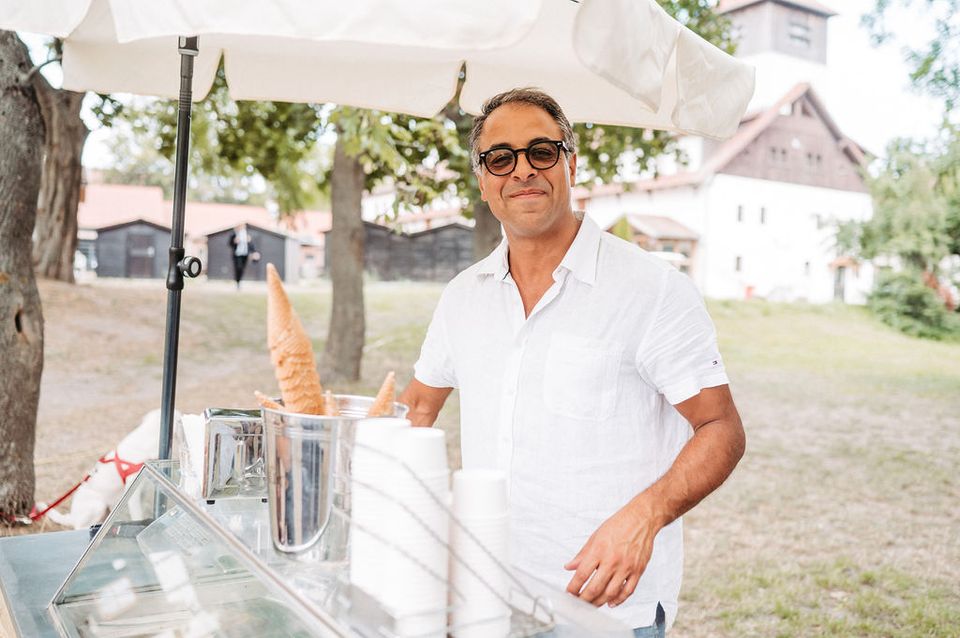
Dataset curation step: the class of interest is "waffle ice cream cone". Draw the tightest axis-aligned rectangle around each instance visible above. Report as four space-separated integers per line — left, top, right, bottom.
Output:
323 390 341 417
254 391 283 411
367 371 396 417
266 263 324 414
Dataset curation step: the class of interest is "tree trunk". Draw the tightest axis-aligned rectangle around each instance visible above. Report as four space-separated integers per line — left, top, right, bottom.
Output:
32 78 88 283
472 199 502 261
323 135 366 382
0 31 46 519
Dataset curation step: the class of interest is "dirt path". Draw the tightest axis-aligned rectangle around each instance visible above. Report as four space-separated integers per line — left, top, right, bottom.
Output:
6 279 959 637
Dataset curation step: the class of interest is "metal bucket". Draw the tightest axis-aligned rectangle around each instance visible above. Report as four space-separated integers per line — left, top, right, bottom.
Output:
263 395 409 559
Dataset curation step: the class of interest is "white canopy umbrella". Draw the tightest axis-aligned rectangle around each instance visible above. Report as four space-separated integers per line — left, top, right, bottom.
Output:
2 0 753 136
0 0 755 456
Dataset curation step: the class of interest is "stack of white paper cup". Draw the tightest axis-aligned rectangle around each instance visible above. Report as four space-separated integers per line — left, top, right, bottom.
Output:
349 417 410 599
449 469 511 638
378 427 451 638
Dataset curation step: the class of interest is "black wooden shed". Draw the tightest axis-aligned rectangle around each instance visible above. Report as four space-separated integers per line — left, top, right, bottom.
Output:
352 221 474 282
205 224 299 282
95 219 171 279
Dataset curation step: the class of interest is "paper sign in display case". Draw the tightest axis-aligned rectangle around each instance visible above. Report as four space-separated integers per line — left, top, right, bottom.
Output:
48 460 633 638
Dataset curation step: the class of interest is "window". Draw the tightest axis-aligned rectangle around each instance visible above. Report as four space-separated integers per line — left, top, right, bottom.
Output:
788 14 811 48
661 243 674 252
770 147 779 162
781 148 788 162
804 261 811 275
737 205 744 222
760 207 767 224
735 256 742 272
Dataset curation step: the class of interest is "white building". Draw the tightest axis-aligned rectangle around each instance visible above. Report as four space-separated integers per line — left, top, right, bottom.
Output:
578 0 874 304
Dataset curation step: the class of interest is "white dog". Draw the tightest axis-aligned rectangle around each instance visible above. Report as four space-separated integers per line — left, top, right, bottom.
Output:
44 409 166 529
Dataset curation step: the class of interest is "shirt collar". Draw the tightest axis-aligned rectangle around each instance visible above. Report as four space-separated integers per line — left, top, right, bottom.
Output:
476 236 511 281
475 213 600 286
557 213 600 286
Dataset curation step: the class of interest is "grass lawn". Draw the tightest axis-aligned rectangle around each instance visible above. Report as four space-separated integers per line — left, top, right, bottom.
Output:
19 278 960 637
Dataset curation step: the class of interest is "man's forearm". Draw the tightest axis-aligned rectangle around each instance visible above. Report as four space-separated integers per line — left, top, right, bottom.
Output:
398 378 452 427
629 414 745 530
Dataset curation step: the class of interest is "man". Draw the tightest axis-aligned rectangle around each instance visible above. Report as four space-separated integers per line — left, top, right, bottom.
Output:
229 223 259 289
398 88 745 635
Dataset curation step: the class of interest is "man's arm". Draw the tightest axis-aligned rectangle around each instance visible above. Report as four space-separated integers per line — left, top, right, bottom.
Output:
564 384 745 607
398 378 453 427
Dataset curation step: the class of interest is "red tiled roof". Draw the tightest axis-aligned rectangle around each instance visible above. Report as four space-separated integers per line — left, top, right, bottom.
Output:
78 183 330 242
78 183 167 229
279 210 332 240
180 201 276 237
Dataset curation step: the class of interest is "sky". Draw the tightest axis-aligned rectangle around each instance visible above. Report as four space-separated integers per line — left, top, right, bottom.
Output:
815 0 945 155
25 0 949 168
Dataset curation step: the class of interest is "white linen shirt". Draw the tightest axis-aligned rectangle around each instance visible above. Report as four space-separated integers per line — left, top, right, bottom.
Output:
414 214 729 629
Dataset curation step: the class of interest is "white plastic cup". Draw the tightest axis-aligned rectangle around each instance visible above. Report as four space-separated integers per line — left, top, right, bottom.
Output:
449 507 510 638
390 427 448 476
452 469 507 518
381 535 449 618
351 417 411 597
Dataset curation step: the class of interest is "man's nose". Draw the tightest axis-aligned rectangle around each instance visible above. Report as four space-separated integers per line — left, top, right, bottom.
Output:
511 150 537 180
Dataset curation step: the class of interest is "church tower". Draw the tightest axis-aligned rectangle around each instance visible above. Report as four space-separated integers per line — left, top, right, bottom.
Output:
717 0 836 108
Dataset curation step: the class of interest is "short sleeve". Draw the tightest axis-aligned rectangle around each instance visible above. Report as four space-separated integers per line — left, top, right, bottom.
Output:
413 290 458 389
635 268 728 405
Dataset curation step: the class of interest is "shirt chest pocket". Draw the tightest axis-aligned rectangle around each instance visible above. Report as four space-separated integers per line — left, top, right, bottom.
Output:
542 333 622 421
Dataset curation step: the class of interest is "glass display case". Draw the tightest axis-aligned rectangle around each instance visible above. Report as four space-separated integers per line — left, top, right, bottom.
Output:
48 460 632 638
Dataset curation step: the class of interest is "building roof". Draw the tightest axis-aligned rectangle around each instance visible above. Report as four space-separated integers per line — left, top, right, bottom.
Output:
393 206 473 232
582 83 867 196
620 215 699 241
279 209 333 238
717 0 837 17
79 183 167 229
179 201 276 238
78 182 331 243
95 218 171 234
205 222 294 241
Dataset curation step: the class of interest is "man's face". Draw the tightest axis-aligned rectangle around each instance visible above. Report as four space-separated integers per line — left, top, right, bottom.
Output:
476 103 577 240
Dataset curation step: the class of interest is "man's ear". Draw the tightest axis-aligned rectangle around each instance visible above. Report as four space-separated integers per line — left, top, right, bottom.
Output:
568 152 577 184
477 170 489 202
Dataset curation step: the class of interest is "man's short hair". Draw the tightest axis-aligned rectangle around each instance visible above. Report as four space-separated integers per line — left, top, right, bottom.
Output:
469 88 577 173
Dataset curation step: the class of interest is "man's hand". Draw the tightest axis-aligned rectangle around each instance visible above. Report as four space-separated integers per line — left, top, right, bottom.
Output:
563 503 659 608
564 385 745 609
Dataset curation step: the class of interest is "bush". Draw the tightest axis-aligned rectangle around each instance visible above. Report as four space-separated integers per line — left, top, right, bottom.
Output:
868 270 960 340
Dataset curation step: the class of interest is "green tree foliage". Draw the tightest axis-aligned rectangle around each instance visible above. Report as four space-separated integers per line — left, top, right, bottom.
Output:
852 2 960 338
609 217 634 242
859 138 952 271
868 270 960 340
109 66 326 213
327 106 463 211
842 136 960 338
101 117 269 206
863 0 960 111
109 65 462 215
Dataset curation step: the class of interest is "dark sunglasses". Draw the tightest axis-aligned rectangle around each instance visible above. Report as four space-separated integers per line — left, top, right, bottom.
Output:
478 140 569 176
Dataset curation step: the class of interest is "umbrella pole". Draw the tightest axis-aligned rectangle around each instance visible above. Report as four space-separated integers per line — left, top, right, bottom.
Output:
159 36 201 460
